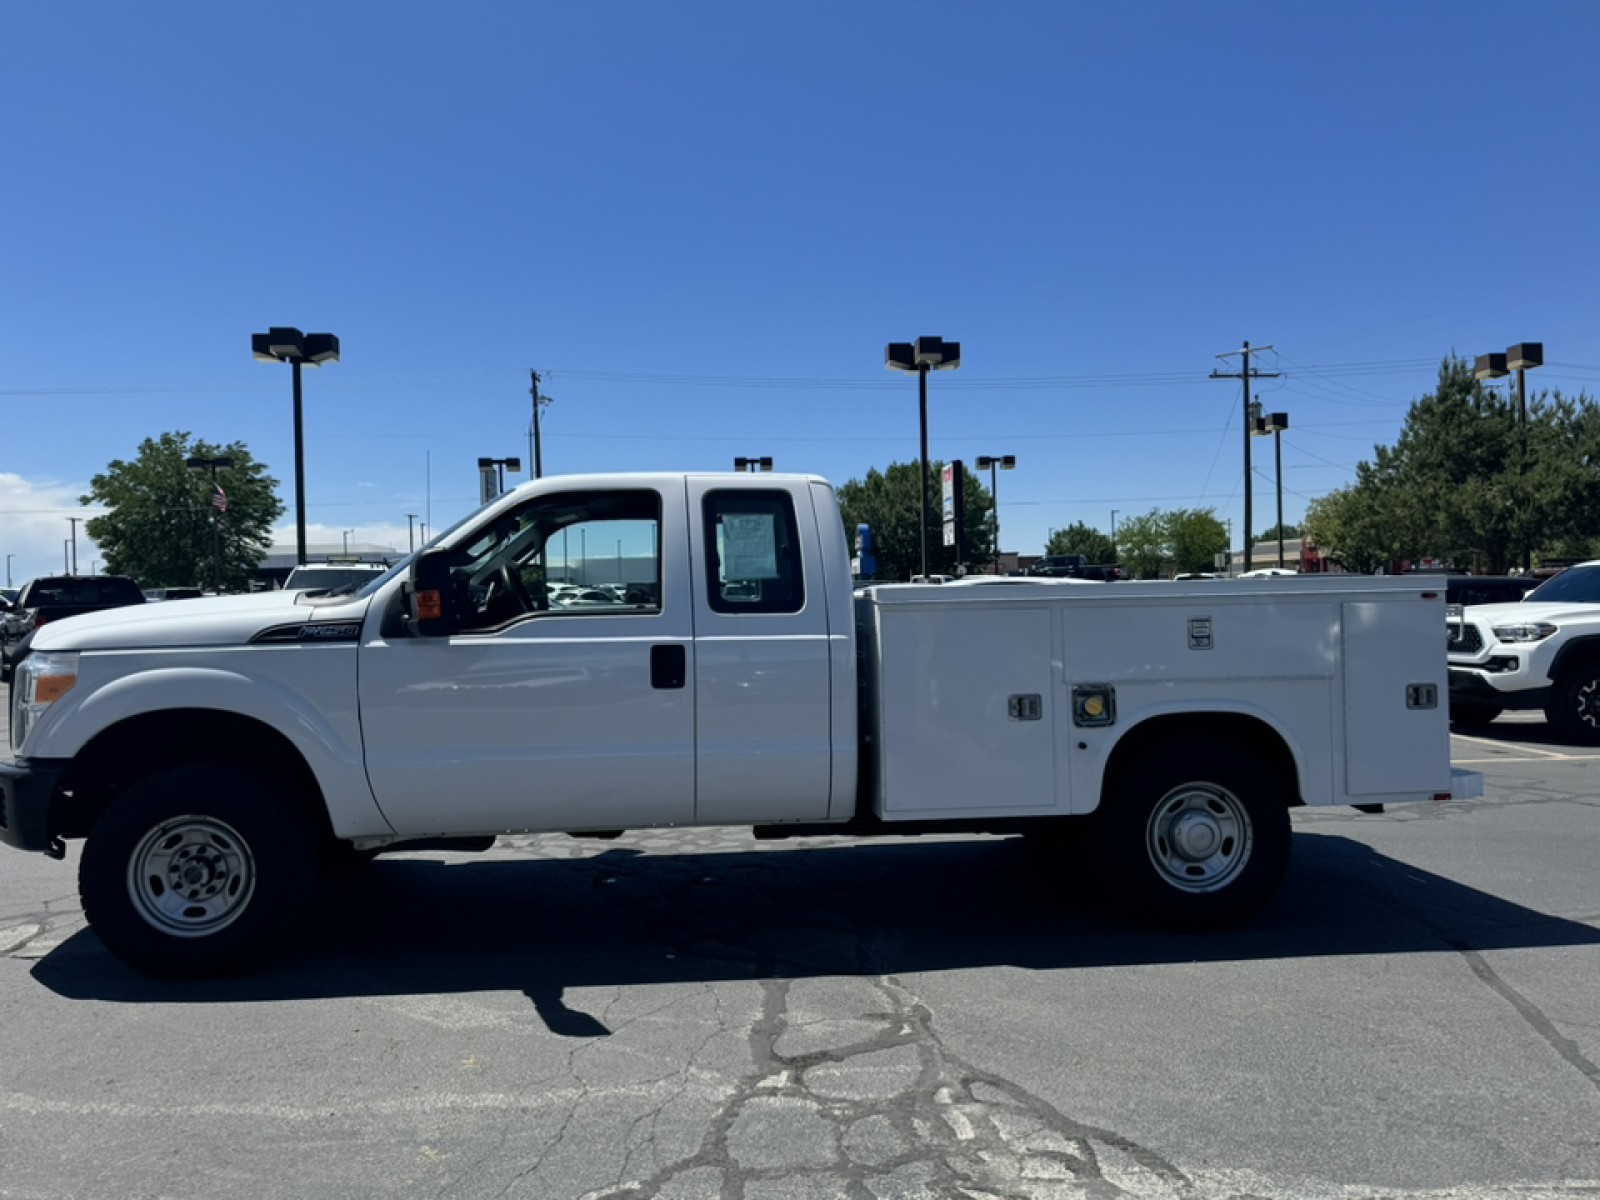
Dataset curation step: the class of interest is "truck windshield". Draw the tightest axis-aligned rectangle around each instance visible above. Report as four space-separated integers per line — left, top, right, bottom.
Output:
1525 566 1600 604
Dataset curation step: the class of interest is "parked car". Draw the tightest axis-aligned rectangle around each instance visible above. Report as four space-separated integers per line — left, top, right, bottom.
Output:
1443 574 1541 608
143 587 205 601
282 562 391 593
1446 561 1600 738
1 574 147 681
1026 555 1120 581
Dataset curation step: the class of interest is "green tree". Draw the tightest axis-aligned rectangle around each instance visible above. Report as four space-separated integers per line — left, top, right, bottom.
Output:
1306 358 1600 574
836 461 995 581
1303 485 1393 575
82 432 283 590
1257 522 1301 542
1115 510 1167 579
1167 508 1228 575
1045 522 1115 564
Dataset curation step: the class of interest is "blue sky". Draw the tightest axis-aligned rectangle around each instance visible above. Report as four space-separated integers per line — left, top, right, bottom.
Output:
4 1 1598 583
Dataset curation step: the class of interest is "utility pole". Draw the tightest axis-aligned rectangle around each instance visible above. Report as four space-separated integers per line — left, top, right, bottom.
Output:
66 517 82 576
529 370 554 479
406 513 418 552
1211 341 1281 574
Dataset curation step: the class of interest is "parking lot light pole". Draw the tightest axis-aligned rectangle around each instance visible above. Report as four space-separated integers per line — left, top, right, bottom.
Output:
478 456 522 498
186 456 235 591
252 328 340 566
1250 412 1289 569
975 455 1015 574
1476 342 1542 572
886 337 961 581
65 517 82 576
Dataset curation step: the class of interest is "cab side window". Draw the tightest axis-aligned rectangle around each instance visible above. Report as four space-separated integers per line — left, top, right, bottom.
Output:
703 490 805 615
449 490 662 632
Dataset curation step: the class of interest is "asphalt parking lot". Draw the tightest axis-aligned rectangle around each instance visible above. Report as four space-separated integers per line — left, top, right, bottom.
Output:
2 707 1597 1200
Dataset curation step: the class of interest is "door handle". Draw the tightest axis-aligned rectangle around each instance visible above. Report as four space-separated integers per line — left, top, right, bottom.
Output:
650 644 686 689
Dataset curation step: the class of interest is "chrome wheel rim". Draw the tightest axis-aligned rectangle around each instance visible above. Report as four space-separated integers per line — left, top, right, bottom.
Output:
127 815 257 937
1145 784 1253 893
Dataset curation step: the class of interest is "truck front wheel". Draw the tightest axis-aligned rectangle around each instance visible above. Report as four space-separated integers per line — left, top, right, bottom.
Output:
79 765 318 977
1544 663 1600 745
1104 742 1291 929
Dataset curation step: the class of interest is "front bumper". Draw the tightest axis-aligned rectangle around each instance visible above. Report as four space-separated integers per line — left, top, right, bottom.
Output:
1447 669 1549 711
0 758 67 853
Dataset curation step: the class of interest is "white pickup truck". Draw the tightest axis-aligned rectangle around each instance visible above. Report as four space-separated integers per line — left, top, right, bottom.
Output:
2 472 1477 976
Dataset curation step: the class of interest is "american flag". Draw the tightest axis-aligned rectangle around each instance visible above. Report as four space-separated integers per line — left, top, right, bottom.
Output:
211 483 227 514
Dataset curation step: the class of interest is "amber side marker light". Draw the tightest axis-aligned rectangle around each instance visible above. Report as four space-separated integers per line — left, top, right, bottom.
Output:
36 675 75 704
416 590 443 620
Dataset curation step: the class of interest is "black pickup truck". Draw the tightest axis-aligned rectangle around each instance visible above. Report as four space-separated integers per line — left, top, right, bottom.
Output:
1 575 146 681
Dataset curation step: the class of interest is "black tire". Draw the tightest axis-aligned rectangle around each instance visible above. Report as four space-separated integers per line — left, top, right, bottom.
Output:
1449 703 1503 729
1101 741 1291 929
1544 662 1600 745
79 764 320 977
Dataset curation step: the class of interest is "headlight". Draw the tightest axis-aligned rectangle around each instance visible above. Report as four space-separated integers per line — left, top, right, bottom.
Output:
11 651 78 751
1490 622 1558 644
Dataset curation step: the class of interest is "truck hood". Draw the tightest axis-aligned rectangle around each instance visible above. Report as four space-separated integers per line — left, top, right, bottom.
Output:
1459 600 1600 626
29 590 373 653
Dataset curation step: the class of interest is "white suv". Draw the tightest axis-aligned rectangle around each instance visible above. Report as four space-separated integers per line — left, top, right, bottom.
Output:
1446 561 1600 741
282 562 390 593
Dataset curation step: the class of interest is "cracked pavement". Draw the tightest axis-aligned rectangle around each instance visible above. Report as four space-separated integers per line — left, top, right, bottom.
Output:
3 719 1599 1198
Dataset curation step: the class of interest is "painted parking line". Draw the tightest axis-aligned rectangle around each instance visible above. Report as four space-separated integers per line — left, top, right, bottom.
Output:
1452 755 1600 764
1450 734 1600 763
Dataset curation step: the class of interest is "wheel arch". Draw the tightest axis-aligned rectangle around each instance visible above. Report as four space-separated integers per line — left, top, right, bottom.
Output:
52 709 336 844
1546 635 1600 683
1100 711 1303 816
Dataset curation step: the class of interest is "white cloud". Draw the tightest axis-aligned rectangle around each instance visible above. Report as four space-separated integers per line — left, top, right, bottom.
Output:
0 473 103 585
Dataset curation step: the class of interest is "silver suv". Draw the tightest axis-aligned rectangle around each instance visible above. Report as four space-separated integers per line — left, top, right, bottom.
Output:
1446 561 1600 741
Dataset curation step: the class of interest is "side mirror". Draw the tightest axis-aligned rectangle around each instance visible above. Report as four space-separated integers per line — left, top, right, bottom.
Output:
404 547 459 637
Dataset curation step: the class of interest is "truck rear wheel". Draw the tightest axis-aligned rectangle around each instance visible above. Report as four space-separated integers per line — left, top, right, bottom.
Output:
1103 741 1291 928
1544 662 1600 744
79 765 318 977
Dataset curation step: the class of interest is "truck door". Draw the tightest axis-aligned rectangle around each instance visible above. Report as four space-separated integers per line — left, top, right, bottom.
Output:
359 485 696 835
685 480 835 822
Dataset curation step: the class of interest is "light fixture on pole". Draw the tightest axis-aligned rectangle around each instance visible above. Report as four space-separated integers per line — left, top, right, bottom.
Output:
252 327 340 567
186 455 235 591
886 336 961 582
734 456 773 473
1475 343 1542 572
478 456 522 500
342 529 355 556
1250 411 1289 569
406 513 418 552
975 455 1015 574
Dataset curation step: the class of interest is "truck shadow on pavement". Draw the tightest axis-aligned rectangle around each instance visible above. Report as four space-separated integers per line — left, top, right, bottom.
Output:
32 830 1600 1011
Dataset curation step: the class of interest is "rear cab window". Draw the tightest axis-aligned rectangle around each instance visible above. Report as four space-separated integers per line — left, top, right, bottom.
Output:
702 490 805 615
